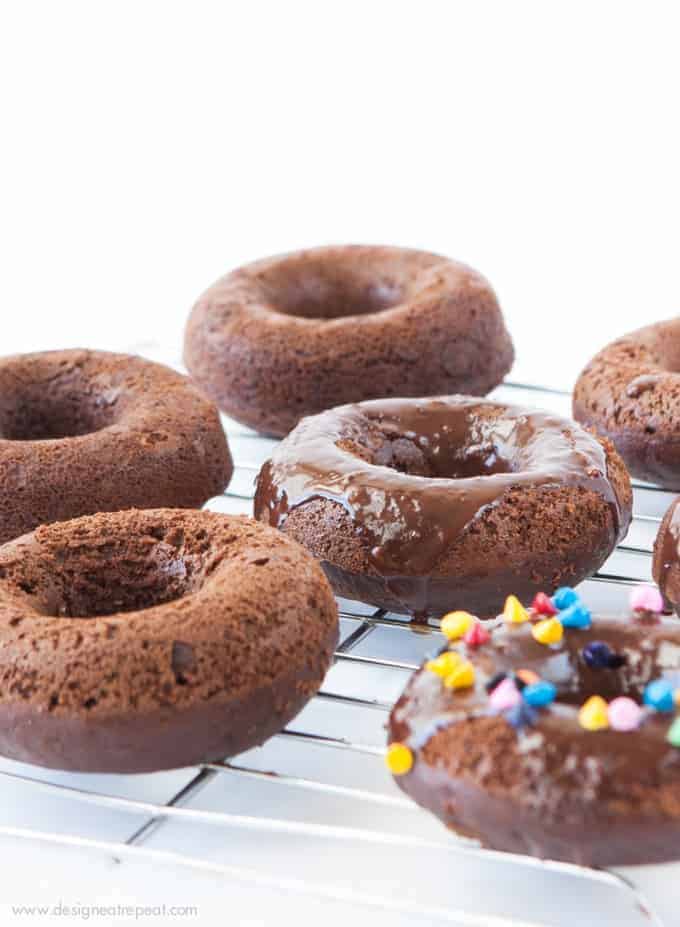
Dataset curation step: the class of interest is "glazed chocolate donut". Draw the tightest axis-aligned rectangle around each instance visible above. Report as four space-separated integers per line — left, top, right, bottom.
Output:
653 496 680 613
0 509 338 772
387 586 680 866
184 245 514 437
254 396 632 620
573 317 680 486
0 349 233 544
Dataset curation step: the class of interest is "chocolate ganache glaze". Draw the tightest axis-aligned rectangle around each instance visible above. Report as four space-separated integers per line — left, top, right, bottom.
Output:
388 599 680 866
653 496 680 614
254 397 632 619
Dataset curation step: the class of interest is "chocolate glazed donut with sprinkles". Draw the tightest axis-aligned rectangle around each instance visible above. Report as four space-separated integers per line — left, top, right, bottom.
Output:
387 585 680 866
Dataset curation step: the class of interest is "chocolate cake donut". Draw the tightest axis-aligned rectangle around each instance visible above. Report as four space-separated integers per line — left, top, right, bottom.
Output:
0 349 233 544
0 509 338 772
254 396 632 620
573 317 680 486
387 586 680 866
184 245 514 437
653 495 680 613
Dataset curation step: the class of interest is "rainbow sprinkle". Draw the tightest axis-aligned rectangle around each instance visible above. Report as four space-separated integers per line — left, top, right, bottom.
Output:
385 742 413 775
503 595 530 625
531 616 563 645
578 695 609 731
644 679 675 713
440 611 475 640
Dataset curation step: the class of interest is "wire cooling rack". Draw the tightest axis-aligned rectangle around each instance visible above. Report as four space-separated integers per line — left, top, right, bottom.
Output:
0 358 678 926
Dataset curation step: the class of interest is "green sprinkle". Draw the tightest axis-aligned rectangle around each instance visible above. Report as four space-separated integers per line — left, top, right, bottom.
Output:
666 717 680 748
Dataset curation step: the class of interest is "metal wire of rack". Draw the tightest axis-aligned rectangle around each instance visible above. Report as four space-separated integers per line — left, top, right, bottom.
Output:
0 369 677 927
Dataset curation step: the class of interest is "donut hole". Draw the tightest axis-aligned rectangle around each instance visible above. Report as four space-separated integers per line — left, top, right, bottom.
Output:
439 445 513 480
562 647 680 706
53 557 190 618
349 406 518 479
16 531 209 618
266 276 402 320
373 434 513 479
504 623 680 707
255 256 406 320
0 380 120 441
553 661 641 706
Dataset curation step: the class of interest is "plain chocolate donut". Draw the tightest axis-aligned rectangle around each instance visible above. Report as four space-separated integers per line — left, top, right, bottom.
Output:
184 245 514 437
254 396 632 620
573 317 680 486
388 594 680 866
0 349 233 544
0 509 338 772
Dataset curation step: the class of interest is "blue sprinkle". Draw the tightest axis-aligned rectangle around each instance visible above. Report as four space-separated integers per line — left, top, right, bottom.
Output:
505 701 538 728
643 678 675 712
582 641 612 668
552 587 580 610
522 680 557 707
559 602 592 629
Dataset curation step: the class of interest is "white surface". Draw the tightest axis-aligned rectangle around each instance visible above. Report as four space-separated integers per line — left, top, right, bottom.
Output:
1 2 680 924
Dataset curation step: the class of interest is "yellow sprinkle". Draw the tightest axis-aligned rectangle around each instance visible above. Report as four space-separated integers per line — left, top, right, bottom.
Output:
531 617 564 646
578 695 609 731
425 651 463 678
503 595 530 625
675 689 680 708
385 742 413 775
444 661 476 690
516 668 540 685
440 611 475 640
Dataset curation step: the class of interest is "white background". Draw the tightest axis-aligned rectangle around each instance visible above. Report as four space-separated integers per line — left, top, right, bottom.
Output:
1 2 679 925
2 1 679 386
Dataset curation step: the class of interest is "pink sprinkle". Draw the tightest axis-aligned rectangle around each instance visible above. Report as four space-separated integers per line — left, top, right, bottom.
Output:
464 623 491 647
630 584 664 615
488 677 521 713
608 696 644 731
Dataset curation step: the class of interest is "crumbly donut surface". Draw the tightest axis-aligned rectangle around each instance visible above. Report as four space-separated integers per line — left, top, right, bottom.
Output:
573 317 680 485
185 245 514 436
0 349 233 544
0 509 338 772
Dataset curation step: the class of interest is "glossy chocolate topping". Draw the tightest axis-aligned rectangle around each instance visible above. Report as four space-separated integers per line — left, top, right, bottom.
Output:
255 397 630 578
389 612 680 866
653 496 680 614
